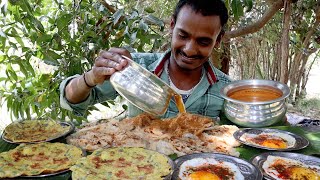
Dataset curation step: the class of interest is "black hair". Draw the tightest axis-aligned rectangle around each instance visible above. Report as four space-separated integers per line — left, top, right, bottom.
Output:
172 0 229 28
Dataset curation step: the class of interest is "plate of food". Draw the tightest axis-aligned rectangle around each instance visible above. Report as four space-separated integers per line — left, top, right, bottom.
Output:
2 120 74 143
251 152 320 180
233 128 309 151
172 152 263 180
0 142 85 178
70 147 174 180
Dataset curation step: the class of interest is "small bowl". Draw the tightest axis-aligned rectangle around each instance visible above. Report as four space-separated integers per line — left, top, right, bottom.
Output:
110 56 176 116
220 79 290 127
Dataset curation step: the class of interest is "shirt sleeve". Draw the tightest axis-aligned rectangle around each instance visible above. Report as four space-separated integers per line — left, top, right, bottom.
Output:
59 75 118 116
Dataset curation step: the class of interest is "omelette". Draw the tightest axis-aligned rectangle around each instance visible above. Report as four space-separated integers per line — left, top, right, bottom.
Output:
71 147 173 180
240 132 296 149
263 155 320 180
4 120 71 143
0 142 83 178
178 158 244 180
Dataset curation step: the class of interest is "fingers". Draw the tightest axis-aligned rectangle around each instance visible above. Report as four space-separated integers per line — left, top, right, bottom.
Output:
95 56 122 70
96 49 129 70
93 66 116 76
90 48 131 84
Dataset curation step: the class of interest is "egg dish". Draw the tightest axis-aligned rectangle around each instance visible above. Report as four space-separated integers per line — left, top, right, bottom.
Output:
0 142 83 178
3 120 71 143
178 158 244 180
262 155 320 180
240 132 296 149
70 147 173 180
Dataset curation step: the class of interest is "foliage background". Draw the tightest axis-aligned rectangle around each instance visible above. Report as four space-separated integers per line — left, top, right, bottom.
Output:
0 0 319 123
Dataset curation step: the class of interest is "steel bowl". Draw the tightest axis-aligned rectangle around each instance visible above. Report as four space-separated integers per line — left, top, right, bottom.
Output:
110 56 176 116
220 79 290 127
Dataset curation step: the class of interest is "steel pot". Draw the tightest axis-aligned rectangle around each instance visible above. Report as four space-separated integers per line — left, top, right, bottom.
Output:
110 56 176 116
220 79 290 127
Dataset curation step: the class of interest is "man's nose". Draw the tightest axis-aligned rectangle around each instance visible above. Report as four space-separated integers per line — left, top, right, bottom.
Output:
183 40 197 57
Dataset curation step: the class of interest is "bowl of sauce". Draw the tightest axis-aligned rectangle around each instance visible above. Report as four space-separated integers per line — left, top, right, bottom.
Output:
220 79 290 127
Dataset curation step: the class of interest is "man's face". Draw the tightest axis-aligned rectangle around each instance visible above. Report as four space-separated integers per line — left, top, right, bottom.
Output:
170 5 222 70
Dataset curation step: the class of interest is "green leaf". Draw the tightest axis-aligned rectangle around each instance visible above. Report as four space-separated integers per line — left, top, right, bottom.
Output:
139 20 148 32
6 27 19 37
144 7 155 13
14 36 24 46
23 60 35 77
43 54 60 66
6 64 18 81
231 0 244 20
130 31 137 44
0 37 6 50
45 50 62 60
37 34 52 43
129 11 139 20
9 42 18 49
122 104 128 110
144 15 164 27
113 9 124 25
32 18 45 33
17 61 29 78
243 0 253 12
20 0 33 16
57 14 72 31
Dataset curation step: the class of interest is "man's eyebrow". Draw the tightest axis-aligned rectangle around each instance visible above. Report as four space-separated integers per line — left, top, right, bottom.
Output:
177 28 213 42
177 28 189 35
198 37 213 42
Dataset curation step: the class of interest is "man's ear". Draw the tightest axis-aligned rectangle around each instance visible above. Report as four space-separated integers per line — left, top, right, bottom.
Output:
170 17 175 34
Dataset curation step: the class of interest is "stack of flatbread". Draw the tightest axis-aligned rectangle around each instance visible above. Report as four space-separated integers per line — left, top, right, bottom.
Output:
67 113 241 157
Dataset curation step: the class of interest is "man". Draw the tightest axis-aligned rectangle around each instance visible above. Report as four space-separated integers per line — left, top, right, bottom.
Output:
60 0 231 119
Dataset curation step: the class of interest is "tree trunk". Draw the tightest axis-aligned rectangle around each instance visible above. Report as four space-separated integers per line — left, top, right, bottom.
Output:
289 14 320 102
211 43 231 75
280 0 291 84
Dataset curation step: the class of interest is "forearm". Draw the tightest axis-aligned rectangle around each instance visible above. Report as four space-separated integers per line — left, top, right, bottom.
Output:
65 73 93 104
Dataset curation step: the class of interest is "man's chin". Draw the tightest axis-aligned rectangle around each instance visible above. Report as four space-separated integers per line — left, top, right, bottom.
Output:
176 61 197 70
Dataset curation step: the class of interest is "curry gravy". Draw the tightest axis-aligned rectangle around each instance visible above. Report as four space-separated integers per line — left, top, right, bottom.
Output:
227 85 283 102
174 93 186 113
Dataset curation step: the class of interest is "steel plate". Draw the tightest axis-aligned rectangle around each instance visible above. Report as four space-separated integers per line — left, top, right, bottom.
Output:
2 121 75 144
233 128 309 151
251 152 320 180
172 152 263 180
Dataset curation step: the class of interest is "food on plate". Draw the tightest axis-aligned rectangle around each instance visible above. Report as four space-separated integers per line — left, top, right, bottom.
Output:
178 158 244 180
70 147 172 180
227 86 283 102
262 155 320 179
67 113 241 156
240 132 296 149
0 142 83 178
3 120 71 143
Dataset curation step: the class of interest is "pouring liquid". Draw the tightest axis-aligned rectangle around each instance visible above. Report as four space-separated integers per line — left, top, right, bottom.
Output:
173 93 186 113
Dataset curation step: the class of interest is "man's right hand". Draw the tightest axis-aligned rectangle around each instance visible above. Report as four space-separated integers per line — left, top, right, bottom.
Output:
85 47 131 86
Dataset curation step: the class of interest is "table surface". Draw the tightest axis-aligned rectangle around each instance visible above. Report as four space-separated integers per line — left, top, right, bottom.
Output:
1 119 320 180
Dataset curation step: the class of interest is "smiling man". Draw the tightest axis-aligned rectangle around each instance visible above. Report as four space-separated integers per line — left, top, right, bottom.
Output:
60 0 231 119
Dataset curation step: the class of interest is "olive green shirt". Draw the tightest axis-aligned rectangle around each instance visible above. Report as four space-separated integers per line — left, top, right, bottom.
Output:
60 51 232 119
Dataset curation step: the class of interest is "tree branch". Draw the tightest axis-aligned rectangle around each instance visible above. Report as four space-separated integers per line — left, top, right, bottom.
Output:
98 0 116 13
224 0 284 40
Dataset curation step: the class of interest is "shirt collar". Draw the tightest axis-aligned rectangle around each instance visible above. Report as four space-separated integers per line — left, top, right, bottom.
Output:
151 50 218 85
